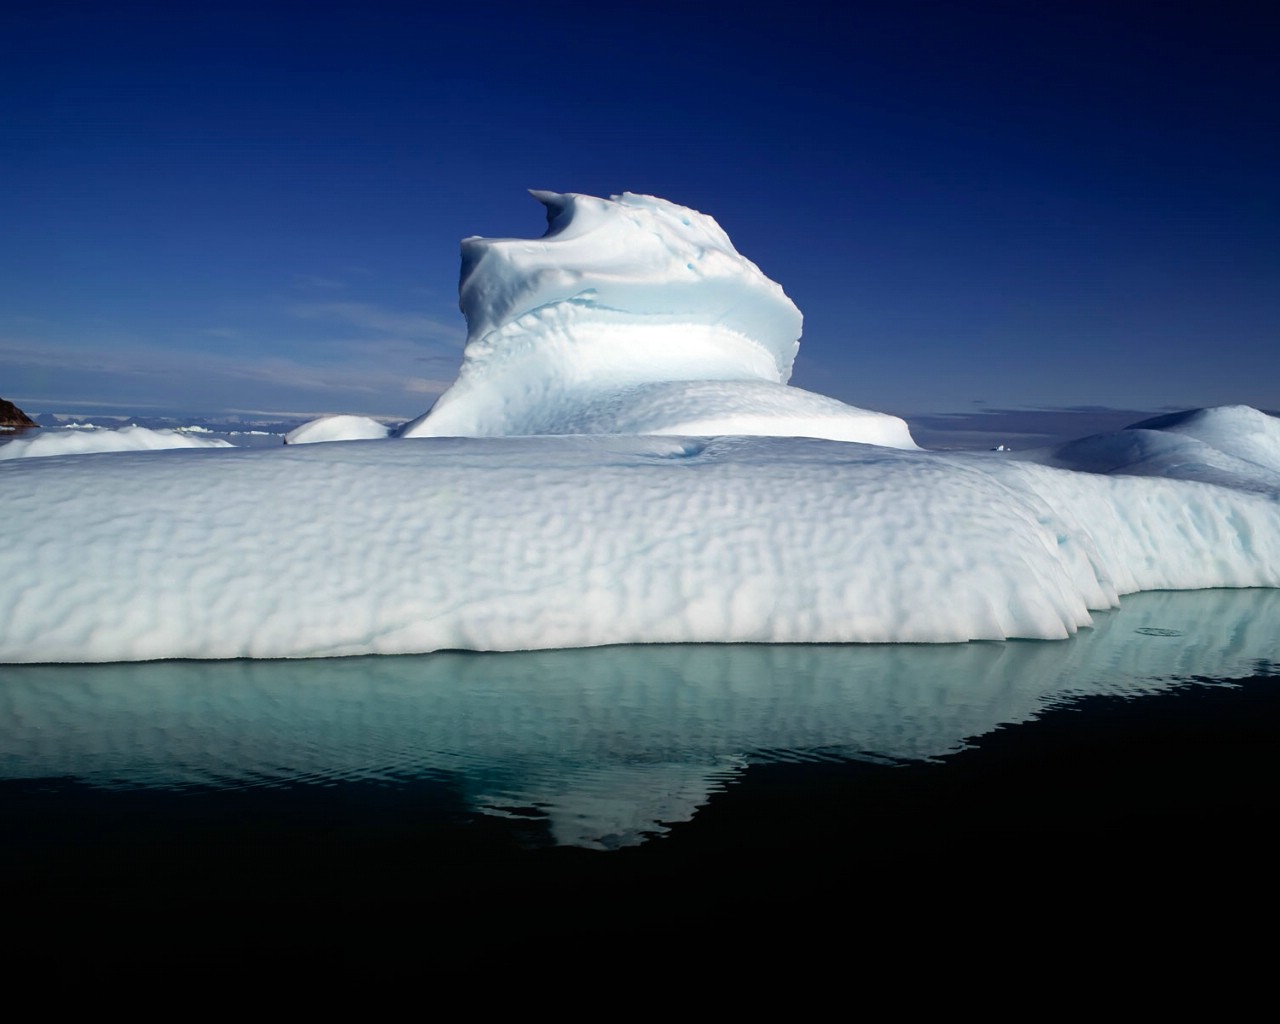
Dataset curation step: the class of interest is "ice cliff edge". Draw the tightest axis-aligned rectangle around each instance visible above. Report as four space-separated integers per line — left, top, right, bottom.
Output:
401 192 916 447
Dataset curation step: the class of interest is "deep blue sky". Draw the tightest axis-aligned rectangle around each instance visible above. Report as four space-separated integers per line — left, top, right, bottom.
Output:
3 1 1276 429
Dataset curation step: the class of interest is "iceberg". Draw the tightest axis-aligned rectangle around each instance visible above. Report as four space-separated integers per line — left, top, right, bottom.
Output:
0 192 1277 664
398 191 918 448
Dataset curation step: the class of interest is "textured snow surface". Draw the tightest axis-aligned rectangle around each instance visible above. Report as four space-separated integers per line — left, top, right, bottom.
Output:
400 191 916 447
2 429 1278 663
0 425 233 460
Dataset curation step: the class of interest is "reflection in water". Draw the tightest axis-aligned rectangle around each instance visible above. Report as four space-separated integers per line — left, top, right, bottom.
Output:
1 588 1277 848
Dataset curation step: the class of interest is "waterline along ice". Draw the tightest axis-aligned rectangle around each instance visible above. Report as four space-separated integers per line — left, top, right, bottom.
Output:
2 192 1278 663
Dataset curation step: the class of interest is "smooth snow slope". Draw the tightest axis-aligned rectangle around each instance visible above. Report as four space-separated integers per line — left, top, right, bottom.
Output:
1 433 1278 663
398 191 917 447
284 414 391 444
1017 405 1280 494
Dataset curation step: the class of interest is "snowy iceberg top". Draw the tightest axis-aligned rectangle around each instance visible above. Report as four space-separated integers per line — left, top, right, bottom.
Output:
400 191 857 440
458 190 802 379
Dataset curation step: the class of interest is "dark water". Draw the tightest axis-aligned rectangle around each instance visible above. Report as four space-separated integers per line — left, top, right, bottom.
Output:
3 588 1278 971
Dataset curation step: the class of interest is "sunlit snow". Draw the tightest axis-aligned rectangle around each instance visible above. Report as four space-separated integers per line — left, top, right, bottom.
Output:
284 414 391 444
1 191 1277 663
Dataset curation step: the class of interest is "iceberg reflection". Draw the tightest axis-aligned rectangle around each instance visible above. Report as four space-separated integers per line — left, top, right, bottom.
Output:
1 587 1276 849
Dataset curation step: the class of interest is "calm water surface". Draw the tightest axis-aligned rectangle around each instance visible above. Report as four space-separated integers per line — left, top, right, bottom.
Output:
3 587 1278 967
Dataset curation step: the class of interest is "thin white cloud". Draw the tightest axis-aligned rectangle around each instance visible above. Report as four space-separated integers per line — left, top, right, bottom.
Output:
0 332 453 417
404 376 454 394
216 408 401 421
0 314 56 329
6 395 182 412
292 274 348 290
0 338 173 378
290 302 464 345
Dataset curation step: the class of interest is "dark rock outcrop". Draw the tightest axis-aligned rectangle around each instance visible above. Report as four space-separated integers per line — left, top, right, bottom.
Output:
0 397 38 428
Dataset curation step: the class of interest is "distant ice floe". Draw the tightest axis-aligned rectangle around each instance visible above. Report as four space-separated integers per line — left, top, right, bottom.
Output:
0 424 233 460
0 192 1278 663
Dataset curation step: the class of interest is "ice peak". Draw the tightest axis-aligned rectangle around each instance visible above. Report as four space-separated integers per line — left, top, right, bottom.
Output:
528 188 572 230
405 191 917 446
